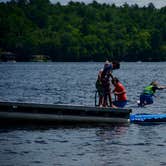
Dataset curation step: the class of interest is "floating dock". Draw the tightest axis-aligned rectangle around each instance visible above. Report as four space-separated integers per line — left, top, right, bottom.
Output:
130 114 166 123
0 101 132 125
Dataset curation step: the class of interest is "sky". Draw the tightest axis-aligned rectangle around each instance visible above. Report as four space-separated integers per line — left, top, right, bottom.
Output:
52 0 166 8
0 0 166 8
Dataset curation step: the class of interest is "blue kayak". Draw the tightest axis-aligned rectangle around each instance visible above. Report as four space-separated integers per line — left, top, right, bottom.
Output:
130 114 166 123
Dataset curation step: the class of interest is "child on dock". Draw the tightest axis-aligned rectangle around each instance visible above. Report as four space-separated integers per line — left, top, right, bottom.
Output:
96 69 104 107
111 77 127 108
96 60 120 107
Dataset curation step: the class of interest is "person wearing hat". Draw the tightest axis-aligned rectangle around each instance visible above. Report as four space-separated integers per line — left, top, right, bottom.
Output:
138 81 166 107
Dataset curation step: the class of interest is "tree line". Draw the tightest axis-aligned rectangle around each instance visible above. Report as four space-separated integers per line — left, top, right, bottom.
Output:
0 0 166 61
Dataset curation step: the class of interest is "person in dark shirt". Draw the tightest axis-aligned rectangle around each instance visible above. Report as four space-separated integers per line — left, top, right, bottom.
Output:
99 60 120 107
138 81 166 107
96 69 104 107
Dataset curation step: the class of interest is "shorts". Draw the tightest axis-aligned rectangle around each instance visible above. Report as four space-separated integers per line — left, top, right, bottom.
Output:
140 94 153 105
113 101 127 108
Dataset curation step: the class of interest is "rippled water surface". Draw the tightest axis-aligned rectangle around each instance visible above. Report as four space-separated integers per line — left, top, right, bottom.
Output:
0 62 166 166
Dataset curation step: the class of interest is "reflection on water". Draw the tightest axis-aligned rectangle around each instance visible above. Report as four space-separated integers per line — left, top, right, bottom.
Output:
96 125 128 140
0 62 166 166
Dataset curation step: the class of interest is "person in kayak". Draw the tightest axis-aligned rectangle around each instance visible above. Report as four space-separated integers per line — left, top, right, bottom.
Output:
98 60 120 107
138 81 166 107
111 77 127 108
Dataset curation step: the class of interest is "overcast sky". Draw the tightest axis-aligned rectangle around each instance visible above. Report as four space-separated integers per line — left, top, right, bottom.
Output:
0 0 166 8
52 0 166 8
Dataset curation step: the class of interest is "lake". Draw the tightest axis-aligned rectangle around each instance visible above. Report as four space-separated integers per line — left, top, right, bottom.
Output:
0 62 166 166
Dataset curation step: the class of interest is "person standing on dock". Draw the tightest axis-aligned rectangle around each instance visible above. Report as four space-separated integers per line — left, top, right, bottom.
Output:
96 68 104 107
96 60 120 107
138 81 166 107
111 77 127 108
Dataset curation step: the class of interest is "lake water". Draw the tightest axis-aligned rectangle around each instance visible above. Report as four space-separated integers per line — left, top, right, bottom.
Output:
0 62 166 166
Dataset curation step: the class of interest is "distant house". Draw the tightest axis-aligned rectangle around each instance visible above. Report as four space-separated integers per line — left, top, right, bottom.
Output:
31 54 49 62
0 52 16 62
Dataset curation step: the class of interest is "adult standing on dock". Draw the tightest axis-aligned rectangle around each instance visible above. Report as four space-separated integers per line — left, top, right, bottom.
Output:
96 68 104 107
96 60 120 107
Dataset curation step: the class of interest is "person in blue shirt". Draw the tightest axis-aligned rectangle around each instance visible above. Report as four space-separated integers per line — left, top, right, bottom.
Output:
138 81 166 107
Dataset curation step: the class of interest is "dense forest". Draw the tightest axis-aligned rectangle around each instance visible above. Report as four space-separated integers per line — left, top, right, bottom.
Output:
0 0 166 61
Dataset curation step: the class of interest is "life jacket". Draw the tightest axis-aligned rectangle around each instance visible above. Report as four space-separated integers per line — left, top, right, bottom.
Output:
143 85 154 95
